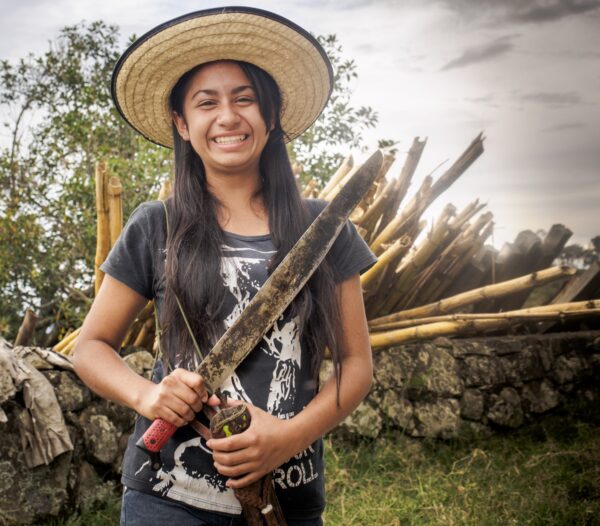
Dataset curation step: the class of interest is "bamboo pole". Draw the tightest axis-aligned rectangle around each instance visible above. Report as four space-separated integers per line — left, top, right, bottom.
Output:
107 176 123 248
369 265 577 327
158 179 173 201
370 299 600 331
133 317 155 348
351 152 395 222
370 303 600 349
370 175 433 254
61 337 78 356
94 160 110 295
376 137 426 236
53 327 81 354
301 178 317 198
378 204 456 313
318 155 353 200
361 235 411 289
14 309 38 346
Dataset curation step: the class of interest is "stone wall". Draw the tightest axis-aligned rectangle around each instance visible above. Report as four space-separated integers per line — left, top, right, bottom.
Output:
335 331 600 440
0 348 154 525
1 331 599 524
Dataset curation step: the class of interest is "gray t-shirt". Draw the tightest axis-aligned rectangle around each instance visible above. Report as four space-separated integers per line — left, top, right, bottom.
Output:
100 198 376 519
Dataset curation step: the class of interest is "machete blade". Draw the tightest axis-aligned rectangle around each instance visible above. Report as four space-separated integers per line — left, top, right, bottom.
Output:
197 149 383 391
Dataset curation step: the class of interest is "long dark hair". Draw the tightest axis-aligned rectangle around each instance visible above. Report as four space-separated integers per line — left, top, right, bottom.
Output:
159 60 343 393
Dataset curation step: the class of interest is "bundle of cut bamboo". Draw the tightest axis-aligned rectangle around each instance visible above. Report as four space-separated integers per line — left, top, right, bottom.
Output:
48 133 600 355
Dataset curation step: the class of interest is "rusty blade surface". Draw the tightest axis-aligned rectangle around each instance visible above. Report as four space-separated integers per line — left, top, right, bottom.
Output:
196 150 384 392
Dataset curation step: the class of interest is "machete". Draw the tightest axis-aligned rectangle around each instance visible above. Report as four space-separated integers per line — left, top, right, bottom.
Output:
137 149 383 460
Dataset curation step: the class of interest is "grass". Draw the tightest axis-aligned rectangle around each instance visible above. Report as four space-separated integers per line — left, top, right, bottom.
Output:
45 398 599 525
323 397 600 525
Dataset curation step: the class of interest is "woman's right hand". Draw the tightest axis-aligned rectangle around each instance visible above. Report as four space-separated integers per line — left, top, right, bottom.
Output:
134 368 220 427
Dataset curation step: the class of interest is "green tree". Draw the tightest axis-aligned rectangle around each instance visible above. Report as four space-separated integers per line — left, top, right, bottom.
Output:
0 23 391 344
0 21 171 343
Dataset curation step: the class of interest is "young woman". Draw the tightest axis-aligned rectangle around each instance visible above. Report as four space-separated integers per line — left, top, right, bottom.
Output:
73 7 376 526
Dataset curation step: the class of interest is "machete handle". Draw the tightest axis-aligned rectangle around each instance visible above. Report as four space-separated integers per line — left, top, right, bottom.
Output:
137 417 177 455
210 403 251 439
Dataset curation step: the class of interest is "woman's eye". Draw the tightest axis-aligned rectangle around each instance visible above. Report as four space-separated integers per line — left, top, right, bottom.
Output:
197 100 216 108
237 96 255 104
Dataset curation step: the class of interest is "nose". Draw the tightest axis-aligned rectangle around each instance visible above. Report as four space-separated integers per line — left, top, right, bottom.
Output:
216 102 240 127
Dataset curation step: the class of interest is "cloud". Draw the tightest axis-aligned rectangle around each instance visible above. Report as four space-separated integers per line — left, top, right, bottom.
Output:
510 0 600 23
541 121 586 132
438 0 600 25
441 36 515 71
519 91 583 106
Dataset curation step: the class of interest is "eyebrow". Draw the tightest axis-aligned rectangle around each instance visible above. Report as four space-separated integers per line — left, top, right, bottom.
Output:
190 84 255 100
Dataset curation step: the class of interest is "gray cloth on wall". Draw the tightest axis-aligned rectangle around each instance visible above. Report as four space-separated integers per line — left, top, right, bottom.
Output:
0 338 73 468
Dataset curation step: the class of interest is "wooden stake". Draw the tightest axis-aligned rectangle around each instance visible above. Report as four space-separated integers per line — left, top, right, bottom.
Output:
94 160 110 295
108 176 123 249
14 309 38 347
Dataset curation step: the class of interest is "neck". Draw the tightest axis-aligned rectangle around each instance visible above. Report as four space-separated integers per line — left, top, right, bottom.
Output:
205 169 268 235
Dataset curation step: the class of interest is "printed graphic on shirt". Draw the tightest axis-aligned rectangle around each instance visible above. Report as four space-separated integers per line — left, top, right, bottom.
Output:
146 240 318 511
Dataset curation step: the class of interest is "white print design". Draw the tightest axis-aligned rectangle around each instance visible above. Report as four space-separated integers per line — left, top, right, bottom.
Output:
151 436 241 514
273 445 319 489
148 242 316 508
218 247 302 415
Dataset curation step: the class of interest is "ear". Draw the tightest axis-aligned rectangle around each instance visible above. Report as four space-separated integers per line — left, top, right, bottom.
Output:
172 111 190 141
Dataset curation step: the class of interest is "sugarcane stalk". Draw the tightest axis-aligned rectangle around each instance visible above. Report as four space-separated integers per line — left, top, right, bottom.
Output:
108 176 123 248
61 337 78 356
369 265 577 327
351 153 395 222
301 178 317 198
133 317 155 348
371 299 600 331
53 327 81 354
375 137 426 236
94 160 110 295
378 204 456 313
361 235 411 289
370 176 433 254
158 179 173 200
370 304 600 348
318 155 353 200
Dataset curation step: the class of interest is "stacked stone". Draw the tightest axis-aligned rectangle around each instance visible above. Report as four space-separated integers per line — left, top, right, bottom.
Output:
332 330 600 439
0 349 154 525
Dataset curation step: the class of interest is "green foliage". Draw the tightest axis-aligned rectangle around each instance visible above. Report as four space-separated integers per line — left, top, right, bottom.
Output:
0 21 171 343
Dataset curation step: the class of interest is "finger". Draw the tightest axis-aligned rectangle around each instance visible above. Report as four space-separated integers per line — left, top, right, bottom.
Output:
171 369 207 399
213 460 254 479
226 471 262 489
162 393 196 422
161 378 203 410
157 406 188 428
212 448 253 467
207 433 250 452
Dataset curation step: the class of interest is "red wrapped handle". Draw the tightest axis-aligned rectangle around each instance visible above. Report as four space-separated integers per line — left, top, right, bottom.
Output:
136 418 177 454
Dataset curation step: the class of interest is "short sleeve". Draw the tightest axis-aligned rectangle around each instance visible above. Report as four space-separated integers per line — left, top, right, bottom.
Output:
305 199 378 284
99 202 155 299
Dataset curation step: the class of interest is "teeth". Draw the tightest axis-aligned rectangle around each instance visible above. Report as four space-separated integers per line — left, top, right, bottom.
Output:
214 135 247 144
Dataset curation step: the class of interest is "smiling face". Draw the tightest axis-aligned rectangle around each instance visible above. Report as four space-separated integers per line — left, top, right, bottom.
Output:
171 61 272 180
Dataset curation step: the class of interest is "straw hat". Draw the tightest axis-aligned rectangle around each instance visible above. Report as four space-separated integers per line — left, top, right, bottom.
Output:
111 6 334 148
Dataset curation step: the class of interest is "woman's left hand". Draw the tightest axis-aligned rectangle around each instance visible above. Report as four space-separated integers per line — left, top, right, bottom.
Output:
206 401 297 489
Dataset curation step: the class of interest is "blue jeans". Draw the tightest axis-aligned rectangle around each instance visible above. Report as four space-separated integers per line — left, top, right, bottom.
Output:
121 487 323 526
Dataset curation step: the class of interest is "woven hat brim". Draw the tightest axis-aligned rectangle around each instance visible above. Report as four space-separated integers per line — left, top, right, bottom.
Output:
112 7 333 148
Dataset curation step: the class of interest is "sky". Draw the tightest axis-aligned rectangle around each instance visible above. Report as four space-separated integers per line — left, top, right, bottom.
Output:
1 0 599 248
